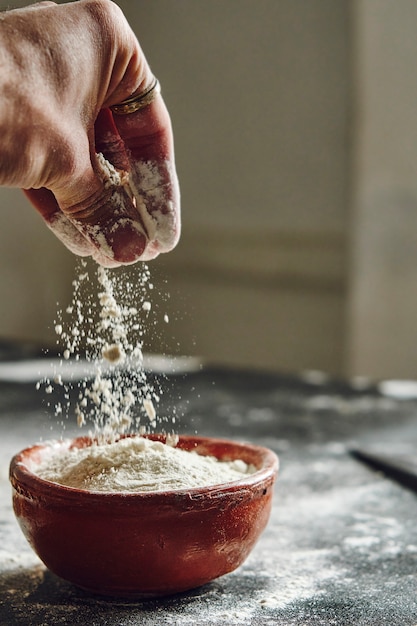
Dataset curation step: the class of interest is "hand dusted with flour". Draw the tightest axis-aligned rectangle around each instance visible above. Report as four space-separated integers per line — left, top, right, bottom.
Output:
0 0 180 266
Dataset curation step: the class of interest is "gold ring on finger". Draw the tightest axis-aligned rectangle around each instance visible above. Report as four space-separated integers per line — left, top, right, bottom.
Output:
110 77 160 115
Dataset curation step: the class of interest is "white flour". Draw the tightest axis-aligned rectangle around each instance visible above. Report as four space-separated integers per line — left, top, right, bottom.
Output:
33 436 255 492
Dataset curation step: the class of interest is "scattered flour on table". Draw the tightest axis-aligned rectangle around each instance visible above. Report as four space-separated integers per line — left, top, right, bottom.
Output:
33 436 256 492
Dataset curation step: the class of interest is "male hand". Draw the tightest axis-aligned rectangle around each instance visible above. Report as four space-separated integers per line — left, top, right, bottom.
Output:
0 0 180 266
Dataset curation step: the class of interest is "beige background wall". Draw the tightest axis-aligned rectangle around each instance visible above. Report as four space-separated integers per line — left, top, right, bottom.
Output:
131 0 349 375
348 0 417 379
1 1 417 380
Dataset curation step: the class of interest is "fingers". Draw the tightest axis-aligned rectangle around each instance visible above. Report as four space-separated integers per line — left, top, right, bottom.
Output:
24 187 125 267
54 159 150 267
112 94 181 261
24 188 93 257
25 142 148 267
24 101 180 268
57 96 181 266
36 114 149 266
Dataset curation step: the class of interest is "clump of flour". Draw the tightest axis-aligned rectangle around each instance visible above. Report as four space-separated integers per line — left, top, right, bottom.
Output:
33 436 256 492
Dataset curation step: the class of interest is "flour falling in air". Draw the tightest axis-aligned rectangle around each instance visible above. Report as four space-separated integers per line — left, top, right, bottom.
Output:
41 260 169 443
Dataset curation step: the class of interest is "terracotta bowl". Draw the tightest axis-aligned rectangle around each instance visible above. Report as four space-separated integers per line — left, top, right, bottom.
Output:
9 434 278 599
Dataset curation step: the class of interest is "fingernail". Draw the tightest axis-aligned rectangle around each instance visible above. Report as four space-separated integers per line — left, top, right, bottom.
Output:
107 221 147 264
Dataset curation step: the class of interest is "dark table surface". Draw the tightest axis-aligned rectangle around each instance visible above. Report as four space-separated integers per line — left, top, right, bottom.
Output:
0 344 417 625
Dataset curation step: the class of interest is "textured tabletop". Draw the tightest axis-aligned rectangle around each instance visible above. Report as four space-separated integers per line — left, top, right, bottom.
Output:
1 359 417 625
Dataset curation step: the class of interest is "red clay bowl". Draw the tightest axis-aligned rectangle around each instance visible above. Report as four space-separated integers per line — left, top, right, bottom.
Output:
9 434 278 599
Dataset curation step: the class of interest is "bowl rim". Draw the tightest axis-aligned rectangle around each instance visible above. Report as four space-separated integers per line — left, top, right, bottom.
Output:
9 434 279 503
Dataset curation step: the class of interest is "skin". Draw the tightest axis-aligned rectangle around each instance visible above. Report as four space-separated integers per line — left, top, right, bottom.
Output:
0 0 180 267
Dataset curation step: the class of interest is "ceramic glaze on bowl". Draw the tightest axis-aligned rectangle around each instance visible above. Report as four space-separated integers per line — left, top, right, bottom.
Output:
9 434 278 598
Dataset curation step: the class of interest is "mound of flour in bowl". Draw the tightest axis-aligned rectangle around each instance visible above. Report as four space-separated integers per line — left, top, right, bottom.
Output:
33 437 256 492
